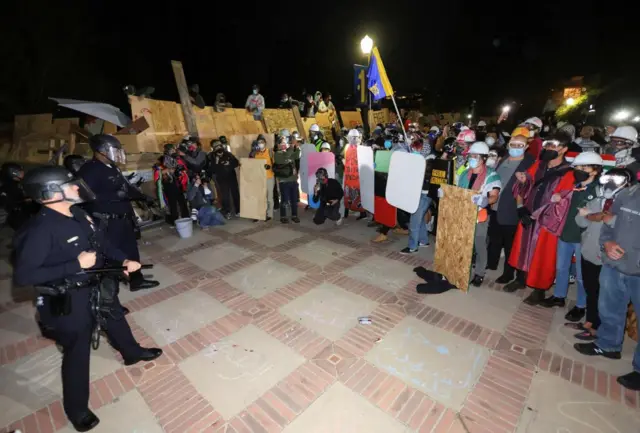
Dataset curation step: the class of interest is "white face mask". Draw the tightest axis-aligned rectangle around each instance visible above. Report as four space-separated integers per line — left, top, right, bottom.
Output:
486 157 497 168
258 142 265 150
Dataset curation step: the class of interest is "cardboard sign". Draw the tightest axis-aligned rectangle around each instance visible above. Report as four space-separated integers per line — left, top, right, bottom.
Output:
386 152 426 213
239 158 267 220
357 146 375 213
344 145 365 212
307 152 336 209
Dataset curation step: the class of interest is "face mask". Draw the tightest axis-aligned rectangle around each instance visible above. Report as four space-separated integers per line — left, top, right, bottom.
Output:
486 158 497 168
384 140 392 149
468 158 480 169
602 180 627 199
258 142 265 150
615 148 633 165
539 149 559 162
573 169 590 183
509 147 525 158
253 89 258 95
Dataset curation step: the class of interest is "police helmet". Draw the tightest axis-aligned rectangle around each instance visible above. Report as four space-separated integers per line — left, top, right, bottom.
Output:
0 162 24 181
89 134 126 164
22 166 96 204
62 155 87 175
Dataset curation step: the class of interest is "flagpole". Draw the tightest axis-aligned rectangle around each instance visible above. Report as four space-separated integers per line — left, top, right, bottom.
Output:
390 93 408 140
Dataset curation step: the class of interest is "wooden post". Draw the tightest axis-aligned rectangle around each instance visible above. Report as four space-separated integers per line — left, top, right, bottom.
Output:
291 108 307 141
171 60 198 137
69 132 76 154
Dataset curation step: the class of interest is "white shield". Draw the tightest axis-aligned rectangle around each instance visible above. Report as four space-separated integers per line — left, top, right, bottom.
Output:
386 152 426 213
357 146 375 213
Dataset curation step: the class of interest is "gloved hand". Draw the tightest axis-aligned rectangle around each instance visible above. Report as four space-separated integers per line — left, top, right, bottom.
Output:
517 206 533 228
264 164 271 170
437 188 444 198
471 194 489 208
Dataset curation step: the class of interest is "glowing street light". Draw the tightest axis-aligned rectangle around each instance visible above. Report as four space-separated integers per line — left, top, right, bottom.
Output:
565 98 576 106
360 35 374 55
502 105 511 113
613 110 631 121
467 114 472 119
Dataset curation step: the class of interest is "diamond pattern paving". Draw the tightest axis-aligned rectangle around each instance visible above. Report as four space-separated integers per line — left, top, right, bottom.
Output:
1 210 638 433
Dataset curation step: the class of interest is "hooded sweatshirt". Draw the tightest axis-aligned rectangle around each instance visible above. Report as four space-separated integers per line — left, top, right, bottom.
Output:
599 184 640 275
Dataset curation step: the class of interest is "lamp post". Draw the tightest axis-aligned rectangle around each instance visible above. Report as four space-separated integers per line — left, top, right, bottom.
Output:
360 35 374 120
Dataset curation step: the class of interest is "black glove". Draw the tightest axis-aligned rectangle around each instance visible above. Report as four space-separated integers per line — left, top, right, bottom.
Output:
517 207 533 228
264 164 271 170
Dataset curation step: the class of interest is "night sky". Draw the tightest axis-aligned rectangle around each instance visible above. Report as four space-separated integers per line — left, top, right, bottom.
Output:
2 0 639 122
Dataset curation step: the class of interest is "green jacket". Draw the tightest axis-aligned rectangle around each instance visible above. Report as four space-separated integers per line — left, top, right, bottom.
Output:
273 147 301 183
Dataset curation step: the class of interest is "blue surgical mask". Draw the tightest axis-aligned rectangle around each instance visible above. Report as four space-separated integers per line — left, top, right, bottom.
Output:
384 140 392 149
509 147 525 158
469 158 479 169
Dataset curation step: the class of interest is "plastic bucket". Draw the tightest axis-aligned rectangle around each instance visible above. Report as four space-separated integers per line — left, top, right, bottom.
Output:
175 218 193 239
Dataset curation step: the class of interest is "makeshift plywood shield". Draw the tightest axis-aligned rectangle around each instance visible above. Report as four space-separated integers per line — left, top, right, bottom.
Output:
433 184 477 292
229 134 275 159
344 146 365 212
307 152 336 209
426 159 454 235
239 158 267 220
386 152 426 213
340 111 364 129
299 143 316 194
357 146 375 213
374 151 396 227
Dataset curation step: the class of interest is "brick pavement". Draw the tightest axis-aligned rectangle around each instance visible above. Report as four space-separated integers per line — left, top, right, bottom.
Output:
0 213 638 433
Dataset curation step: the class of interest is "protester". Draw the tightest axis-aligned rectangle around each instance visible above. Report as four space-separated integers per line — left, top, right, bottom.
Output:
343 129 367 220
539 152 603 322
279 93 292 109
187 174 226 228
524 117 544 158
603 126 640 177
316 92 328 113
0 162 36 230
453 129 476 183
178 136 207 175
249 134 275 221
476 120 487 141
207 139 240 219
309 124 324 151
507 131 576 305
570 125 601 153
454 142 502 285
572 168 633 341
312 168 343 226
303 93 316 117
574 178 640 392
487 131 535 283
214 93 232 112
153 144 189 226
245 84 265 120
273 135 301 223
320 142 332 152
324 93 335 112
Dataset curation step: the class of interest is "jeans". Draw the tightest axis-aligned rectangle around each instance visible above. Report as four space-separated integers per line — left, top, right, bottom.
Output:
279 181 299 218
554 240 586 308
596 265 640 372
197 206 226 227
408 193 432 250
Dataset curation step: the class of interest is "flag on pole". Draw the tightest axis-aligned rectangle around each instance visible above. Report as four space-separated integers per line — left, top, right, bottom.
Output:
367 47 394 101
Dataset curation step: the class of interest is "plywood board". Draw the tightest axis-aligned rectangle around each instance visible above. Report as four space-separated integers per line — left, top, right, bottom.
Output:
369 109 390 129
315 112 334 128
194 106 217 138
357 146 375 213
239 158 267 220
433 184 477 292
229 134 275 159
340 111 363 129
386 152 426 213
263 109 298 134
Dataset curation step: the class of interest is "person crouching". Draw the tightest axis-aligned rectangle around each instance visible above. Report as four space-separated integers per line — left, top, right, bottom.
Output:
187 174 226 229
312 168 343 226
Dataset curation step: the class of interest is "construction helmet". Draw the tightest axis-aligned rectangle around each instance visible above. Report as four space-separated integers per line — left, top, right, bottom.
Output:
468 141 490 155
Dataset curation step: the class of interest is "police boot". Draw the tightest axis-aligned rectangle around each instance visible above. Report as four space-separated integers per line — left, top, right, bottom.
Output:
129 270 159 291
70 410 100 432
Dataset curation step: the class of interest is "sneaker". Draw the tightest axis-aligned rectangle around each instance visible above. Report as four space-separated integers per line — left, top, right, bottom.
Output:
523 289 545 306
280 218 289 224
470 275 484 287
400 247 418 255
574 342 621 359
292 217 300 223
503 280 525 293
372 233 388 243
617 371 640 391
539 296 566 308
335 217 343 226
569 275 576 285
496 274 514 284
564 306 586 322
418 242 429 248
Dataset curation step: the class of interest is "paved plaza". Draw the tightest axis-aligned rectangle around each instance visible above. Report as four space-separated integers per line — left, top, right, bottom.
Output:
0 210 638 433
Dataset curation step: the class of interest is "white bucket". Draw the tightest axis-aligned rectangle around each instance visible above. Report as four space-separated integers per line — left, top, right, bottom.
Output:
175 218 193 239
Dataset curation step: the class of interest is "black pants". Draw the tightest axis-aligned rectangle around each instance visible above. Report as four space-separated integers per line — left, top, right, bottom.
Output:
581 257 602 329
314 202 340 224
217 176 240 215
163 181 189 224
38 289 143 422
487 220 525 283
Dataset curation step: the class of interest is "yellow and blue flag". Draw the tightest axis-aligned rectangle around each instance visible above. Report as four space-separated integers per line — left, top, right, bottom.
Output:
367 47 394 101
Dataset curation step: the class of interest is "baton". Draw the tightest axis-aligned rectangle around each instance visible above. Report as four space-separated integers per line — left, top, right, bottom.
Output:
78 264 154 274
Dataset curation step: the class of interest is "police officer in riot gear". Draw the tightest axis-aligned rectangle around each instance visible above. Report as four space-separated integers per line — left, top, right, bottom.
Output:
63 154 87 175
77 134 159 290
13 166 162 432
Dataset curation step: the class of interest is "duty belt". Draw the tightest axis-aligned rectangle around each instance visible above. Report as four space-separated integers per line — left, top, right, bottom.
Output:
95 212 132 220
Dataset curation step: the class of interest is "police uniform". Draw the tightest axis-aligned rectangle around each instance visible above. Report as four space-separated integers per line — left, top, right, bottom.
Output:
77 158 157 289
13 205 157 429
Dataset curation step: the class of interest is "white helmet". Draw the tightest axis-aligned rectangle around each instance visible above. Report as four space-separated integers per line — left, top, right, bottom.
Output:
525 117 543 129
477 120 487 127
485 136 496 147
468 141 490 155
320 142 331 150
347 128 362 145
611 126 638 144
279 128 291 137
309 124 321 133
572 152 603 166
430 126 440 133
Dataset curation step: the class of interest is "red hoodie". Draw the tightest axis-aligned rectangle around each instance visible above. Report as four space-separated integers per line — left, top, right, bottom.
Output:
153 156 188 192
527 136 542 159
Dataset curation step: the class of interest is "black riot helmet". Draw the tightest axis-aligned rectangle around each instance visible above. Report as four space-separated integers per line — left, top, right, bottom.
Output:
315 167 329 183
22 166 96 204
0 162 24 181
63 154 87 175
89 134 126 164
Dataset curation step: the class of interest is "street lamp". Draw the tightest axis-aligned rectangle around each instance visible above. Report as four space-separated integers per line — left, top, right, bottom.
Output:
467 114 472 119
613 110 631 122
502 105 511 113
360 35 373 55
565 97 576 106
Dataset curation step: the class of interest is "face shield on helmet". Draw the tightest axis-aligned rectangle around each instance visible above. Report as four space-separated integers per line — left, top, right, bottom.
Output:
35 178 96 204
103 146 127 164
